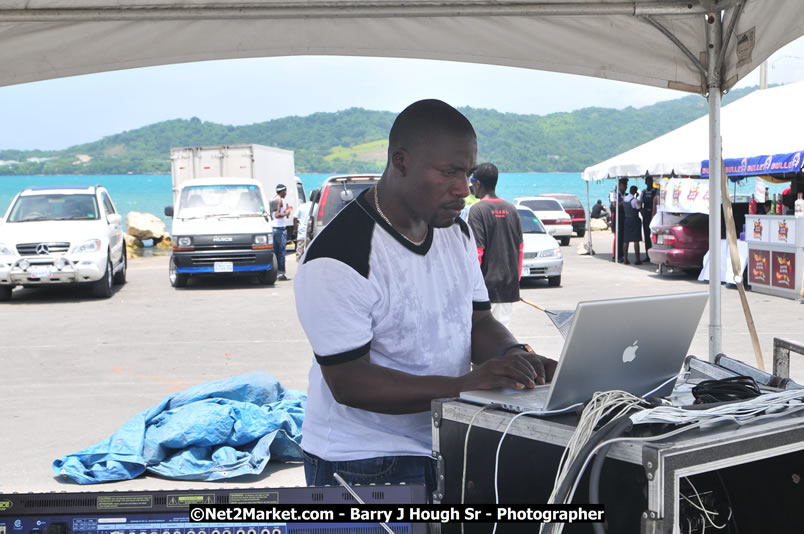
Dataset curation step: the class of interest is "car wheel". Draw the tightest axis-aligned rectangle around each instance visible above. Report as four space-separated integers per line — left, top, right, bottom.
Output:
560 236 570 246
91 255 113 298
576 228 585 238
548 275 561 287
257 252 279 285
0 286 11 302
169 256 188 288
113 244 127 285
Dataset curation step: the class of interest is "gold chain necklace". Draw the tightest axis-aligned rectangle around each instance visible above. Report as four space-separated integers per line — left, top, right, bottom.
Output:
373 185 427 246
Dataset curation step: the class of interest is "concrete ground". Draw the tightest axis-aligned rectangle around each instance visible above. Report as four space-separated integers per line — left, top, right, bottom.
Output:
2 229 802 494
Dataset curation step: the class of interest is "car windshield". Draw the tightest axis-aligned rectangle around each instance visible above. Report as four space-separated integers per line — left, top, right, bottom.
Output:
178 184 264 217
519 199 563 212
552 196 583 209
7 194 99 222
320 180 376 225
518 210 546 233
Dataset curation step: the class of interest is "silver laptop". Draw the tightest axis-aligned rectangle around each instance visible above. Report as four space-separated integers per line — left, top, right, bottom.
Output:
460 292 708 413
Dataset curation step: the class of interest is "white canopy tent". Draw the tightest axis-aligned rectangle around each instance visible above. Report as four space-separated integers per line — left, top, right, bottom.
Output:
2 0 804 361
0 1 801 92
583 80 804 181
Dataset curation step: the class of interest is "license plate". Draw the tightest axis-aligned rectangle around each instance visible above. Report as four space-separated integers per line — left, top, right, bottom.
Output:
29 265 53 278
214 262 233 273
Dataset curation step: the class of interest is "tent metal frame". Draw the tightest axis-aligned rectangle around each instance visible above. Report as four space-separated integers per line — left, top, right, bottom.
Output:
0 1 734 22
0 0 755 362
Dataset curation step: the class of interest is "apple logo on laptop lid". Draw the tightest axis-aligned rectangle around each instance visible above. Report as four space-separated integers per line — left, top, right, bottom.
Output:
622 340 639 363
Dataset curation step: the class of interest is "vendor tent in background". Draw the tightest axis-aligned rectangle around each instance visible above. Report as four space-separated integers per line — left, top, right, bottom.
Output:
583 81 804 182
3 1 804 361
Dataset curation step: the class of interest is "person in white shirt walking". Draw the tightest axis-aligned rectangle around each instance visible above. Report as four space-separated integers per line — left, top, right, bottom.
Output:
293 199 313 261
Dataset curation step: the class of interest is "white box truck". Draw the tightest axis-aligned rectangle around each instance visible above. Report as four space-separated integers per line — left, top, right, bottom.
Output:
165 144 305 287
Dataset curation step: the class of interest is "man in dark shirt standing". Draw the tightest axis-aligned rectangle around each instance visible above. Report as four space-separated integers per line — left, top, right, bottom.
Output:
641 176 657 262
467 163 524 328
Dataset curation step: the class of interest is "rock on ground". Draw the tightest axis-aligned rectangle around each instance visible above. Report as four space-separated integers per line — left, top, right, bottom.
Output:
126 212 168 241
124 234 142 249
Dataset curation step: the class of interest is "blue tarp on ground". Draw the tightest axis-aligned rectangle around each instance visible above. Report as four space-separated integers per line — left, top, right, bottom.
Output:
53 372 306 484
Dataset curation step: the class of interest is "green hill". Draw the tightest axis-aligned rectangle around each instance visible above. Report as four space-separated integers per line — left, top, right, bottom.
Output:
0 86 760 175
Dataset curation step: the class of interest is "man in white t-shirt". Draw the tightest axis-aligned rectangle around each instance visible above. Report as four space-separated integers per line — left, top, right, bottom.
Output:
272 184 293 280
294 99 556 496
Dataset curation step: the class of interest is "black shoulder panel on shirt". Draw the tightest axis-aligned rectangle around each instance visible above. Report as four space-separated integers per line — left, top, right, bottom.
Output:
455 216 471 239
315 340 371 366
473 300 492 311
303 200 374 279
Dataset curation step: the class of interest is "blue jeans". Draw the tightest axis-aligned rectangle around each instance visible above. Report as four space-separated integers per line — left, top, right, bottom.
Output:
272 227 287 274
303 450 437 499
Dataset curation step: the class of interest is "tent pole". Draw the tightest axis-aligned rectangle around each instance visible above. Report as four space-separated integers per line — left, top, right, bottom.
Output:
585 180 593 253
706 14 723 362
615 183 620 263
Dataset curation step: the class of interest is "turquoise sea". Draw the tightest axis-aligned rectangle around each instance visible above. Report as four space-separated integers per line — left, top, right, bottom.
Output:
0 173 788 231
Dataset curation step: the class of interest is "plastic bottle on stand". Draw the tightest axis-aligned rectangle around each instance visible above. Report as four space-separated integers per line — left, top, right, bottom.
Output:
777 193 784 214
796 192 804 217
749 194 757 214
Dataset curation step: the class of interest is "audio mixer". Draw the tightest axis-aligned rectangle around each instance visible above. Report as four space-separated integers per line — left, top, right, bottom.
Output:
0 485 427 534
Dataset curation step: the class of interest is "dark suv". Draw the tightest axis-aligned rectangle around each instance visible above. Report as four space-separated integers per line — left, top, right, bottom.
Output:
305 174 381 245
542 193 587 237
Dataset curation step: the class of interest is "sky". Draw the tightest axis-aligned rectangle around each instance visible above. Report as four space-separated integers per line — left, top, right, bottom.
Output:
3 37 804 151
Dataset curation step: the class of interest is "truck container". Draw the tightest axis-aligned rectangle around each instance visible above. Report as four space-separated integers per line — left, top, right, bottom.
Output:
170 144 302 209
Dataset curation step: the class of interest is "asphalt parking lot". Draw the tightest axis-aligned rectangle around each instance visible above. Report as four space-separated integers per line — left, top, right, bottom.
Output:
2 230 802 493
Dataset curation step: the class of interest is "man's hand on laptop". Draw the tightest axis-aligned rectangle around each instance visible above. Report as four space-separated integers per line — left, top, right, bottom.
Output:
460 345 557 391
508 344 556 386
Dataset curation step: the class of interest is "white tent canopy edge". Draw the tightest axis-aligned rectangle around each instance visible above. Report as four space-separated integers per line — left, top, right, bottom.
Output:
582 80 804 182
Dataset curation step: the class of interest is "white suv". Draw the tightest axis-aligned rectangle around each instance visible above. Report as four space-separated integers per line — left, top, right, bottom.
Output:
0 185 127 300
513 196 573 246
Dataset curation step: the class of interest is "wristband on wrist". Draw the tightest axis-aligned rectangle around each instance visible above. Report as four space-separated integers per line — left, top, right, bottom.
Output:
501 343 532 357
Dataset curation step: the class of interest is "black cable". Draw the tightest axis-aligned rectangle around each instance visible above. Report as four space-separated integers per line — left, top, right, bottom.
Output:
588 439 616 534
552 415 634 507
715 470 739 534
692 376 761 404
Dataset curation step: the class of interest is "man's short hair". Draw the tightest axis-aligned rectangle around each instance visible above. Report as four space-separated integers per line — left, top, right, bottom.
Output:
387 99 475 157
472 162 499 189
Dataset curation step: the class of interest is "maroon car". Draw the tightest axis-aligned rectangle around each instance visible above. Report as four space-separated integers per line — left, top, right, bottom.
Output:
648 213 708 273
543 193 586 237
